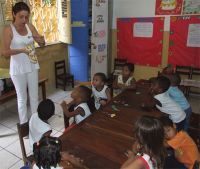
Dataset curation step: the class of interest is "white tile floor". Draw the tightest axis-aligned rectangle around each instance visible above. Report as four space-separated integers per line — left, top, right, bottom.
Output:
0 85 199 169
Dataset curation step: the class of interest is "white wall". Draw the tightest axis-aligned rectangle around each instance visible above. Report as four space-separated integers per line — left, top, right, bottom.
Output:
111 0 171 31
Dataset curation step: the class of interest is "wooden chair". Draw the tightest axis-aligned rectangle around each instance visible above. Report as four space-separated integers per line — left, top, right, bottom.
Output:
175 65 192 96
17 122 34 165
190 112 200 130
55 60 74 91
188 127 200 152
114 58 127 71
193 160 200 169
188 67 200 97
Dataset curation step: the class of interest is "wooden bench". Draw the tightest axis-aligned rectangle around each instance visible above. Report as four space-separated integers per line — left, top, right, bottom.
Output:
0 77 48 105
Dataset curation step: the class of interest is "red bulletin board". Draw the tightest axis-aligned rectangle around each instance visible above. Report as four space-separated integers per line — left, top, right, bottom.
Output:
117 17 165 67
168 15 200 68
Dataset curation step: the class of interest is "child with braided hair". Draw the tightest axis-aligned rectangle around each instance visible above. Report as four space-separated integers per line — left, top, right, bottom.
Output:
30 136 84 169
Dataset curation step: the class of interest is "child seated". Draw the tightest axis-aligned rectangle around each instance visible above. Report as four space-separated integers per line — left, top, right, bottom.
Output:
61 85 92 133
141 76 186 131
92 72 111 110
167 73 192 133
159 116 200 169
30 136 84 169
149 66 174 83
112 62 136 97
121 116 166 169
29 99 55 152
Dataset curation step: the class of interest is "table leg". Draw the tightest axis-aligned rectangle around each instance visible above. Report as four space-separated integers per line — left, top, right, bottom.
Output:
41 82 46 100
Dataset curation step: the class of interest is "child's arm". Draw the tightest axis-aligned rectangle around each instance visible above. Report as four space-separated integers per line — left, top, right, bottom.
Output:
99 88 111 106
61 152 84 169
61 101 84 118
112 76 118 89
164 139 171 148
121 78 137 90
42 131 52 137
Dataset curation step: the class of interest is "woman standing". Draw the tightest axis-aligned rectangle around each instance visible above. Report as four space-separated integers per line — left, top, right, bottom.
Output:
2 2 45 124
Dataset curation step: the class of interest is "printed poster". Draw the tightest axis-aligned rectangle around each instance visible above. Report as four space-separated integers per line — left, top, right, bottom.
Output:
187 24 200 47
182 0 200 14
133 22 153 37
155 0 183 15
91 0 108 80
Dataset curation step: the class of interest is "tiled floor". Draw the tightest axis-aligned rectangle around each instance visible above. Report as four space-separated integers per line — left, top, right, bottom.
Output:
0 85 199 169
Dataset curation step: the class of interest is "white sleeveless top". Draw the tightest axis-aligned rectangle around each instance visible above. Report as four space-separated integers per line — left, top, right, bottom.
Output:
74 103 91 124
10 23 39 75
92 84 108 110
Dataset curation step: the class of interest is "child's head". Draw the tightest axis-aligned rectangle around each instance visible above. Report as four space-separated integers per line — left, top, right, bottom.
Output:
134 116 165 168
122 62 135 78
152 76 171 94
71 85 92 103
33 136 62 169
92 72 106 88
159 116 177 140
162 67 174 76
167 73 181 87
38 99 55 121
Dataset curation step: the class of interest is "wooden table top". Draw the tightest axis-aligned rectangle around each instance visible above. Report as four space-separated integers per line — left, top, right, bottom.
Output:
59 79 163 168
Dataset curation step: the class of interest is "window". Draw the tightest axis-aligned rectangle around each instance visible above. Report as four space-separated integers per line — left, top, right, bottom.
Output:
0 0 71 45
29 0 59 44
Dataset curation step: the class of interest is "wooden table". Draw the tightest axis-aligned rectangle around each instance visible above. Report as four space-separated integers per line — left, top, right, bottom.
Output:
59 79 163 168
0 77 48 105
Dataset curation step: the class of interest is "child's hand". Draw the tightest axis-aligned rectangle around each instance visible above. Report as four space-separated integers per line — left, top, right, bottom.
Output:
148 87 154 95
99 100 107 106
60 152 70 162
117 83 124 89
60 100 67 108
141 103 146 107
125 150 134 158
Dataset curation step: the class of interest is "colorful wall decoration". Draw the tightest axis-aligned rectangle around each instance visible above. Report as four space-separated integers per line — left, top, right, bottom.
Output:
117 17 165 67
168 15 200 68
91 0 108 79
182 0 200 15
155 0 183 15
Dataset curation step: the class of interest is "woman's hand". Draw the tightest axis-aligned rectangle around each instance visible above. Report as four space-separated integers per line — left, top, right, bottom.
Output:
23 48 31 56
34 35 45 44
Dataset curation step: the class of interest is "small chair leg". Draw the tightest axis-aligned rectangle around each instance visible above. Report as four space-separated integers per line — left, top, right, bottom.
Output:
63 80 66 91
72 76 74 88
55 79 58 88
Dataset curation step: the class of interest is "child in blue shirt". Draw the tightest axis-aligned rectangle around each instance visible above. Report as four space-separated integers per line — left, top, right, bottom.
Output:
167 73 192 133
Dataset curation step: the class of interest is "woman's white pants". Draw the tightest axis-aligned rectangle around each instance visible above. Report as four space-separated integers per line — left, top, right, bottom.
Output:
11 70 39 124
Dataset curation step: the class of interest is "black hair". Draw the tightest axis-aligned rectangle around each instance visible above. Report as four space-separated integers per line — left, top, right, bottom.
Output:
33 136 62 169
12 2 30 22
38 99 55 121
134 116 166 168
155 76 171 93
167 73 181 86
78 85 92 102
123 62 135 72
159 116 174 127
94 72 106 83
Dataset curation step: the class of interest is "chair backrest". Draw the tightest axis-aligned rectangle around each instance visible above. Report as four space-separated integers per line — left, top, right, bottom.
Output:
188 127 200 152
157 71 162 77
54 60 66 76
114 58 127 70
175 65 192 79
191 67 200 79
17 122 33 165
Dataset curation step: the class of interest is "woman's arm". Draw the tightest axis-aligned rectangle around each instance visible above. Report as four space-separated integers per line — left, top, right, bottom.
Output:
122 78 137 90
61 152 84 169
28 23 45 47
2 26 29 56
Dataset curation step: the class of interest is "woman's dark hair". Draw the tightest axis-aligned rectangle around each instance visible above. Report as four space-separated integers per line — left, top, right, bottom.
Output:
33 136 62 169
12 2 30 22
134 116 166 168
123 62 135 72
